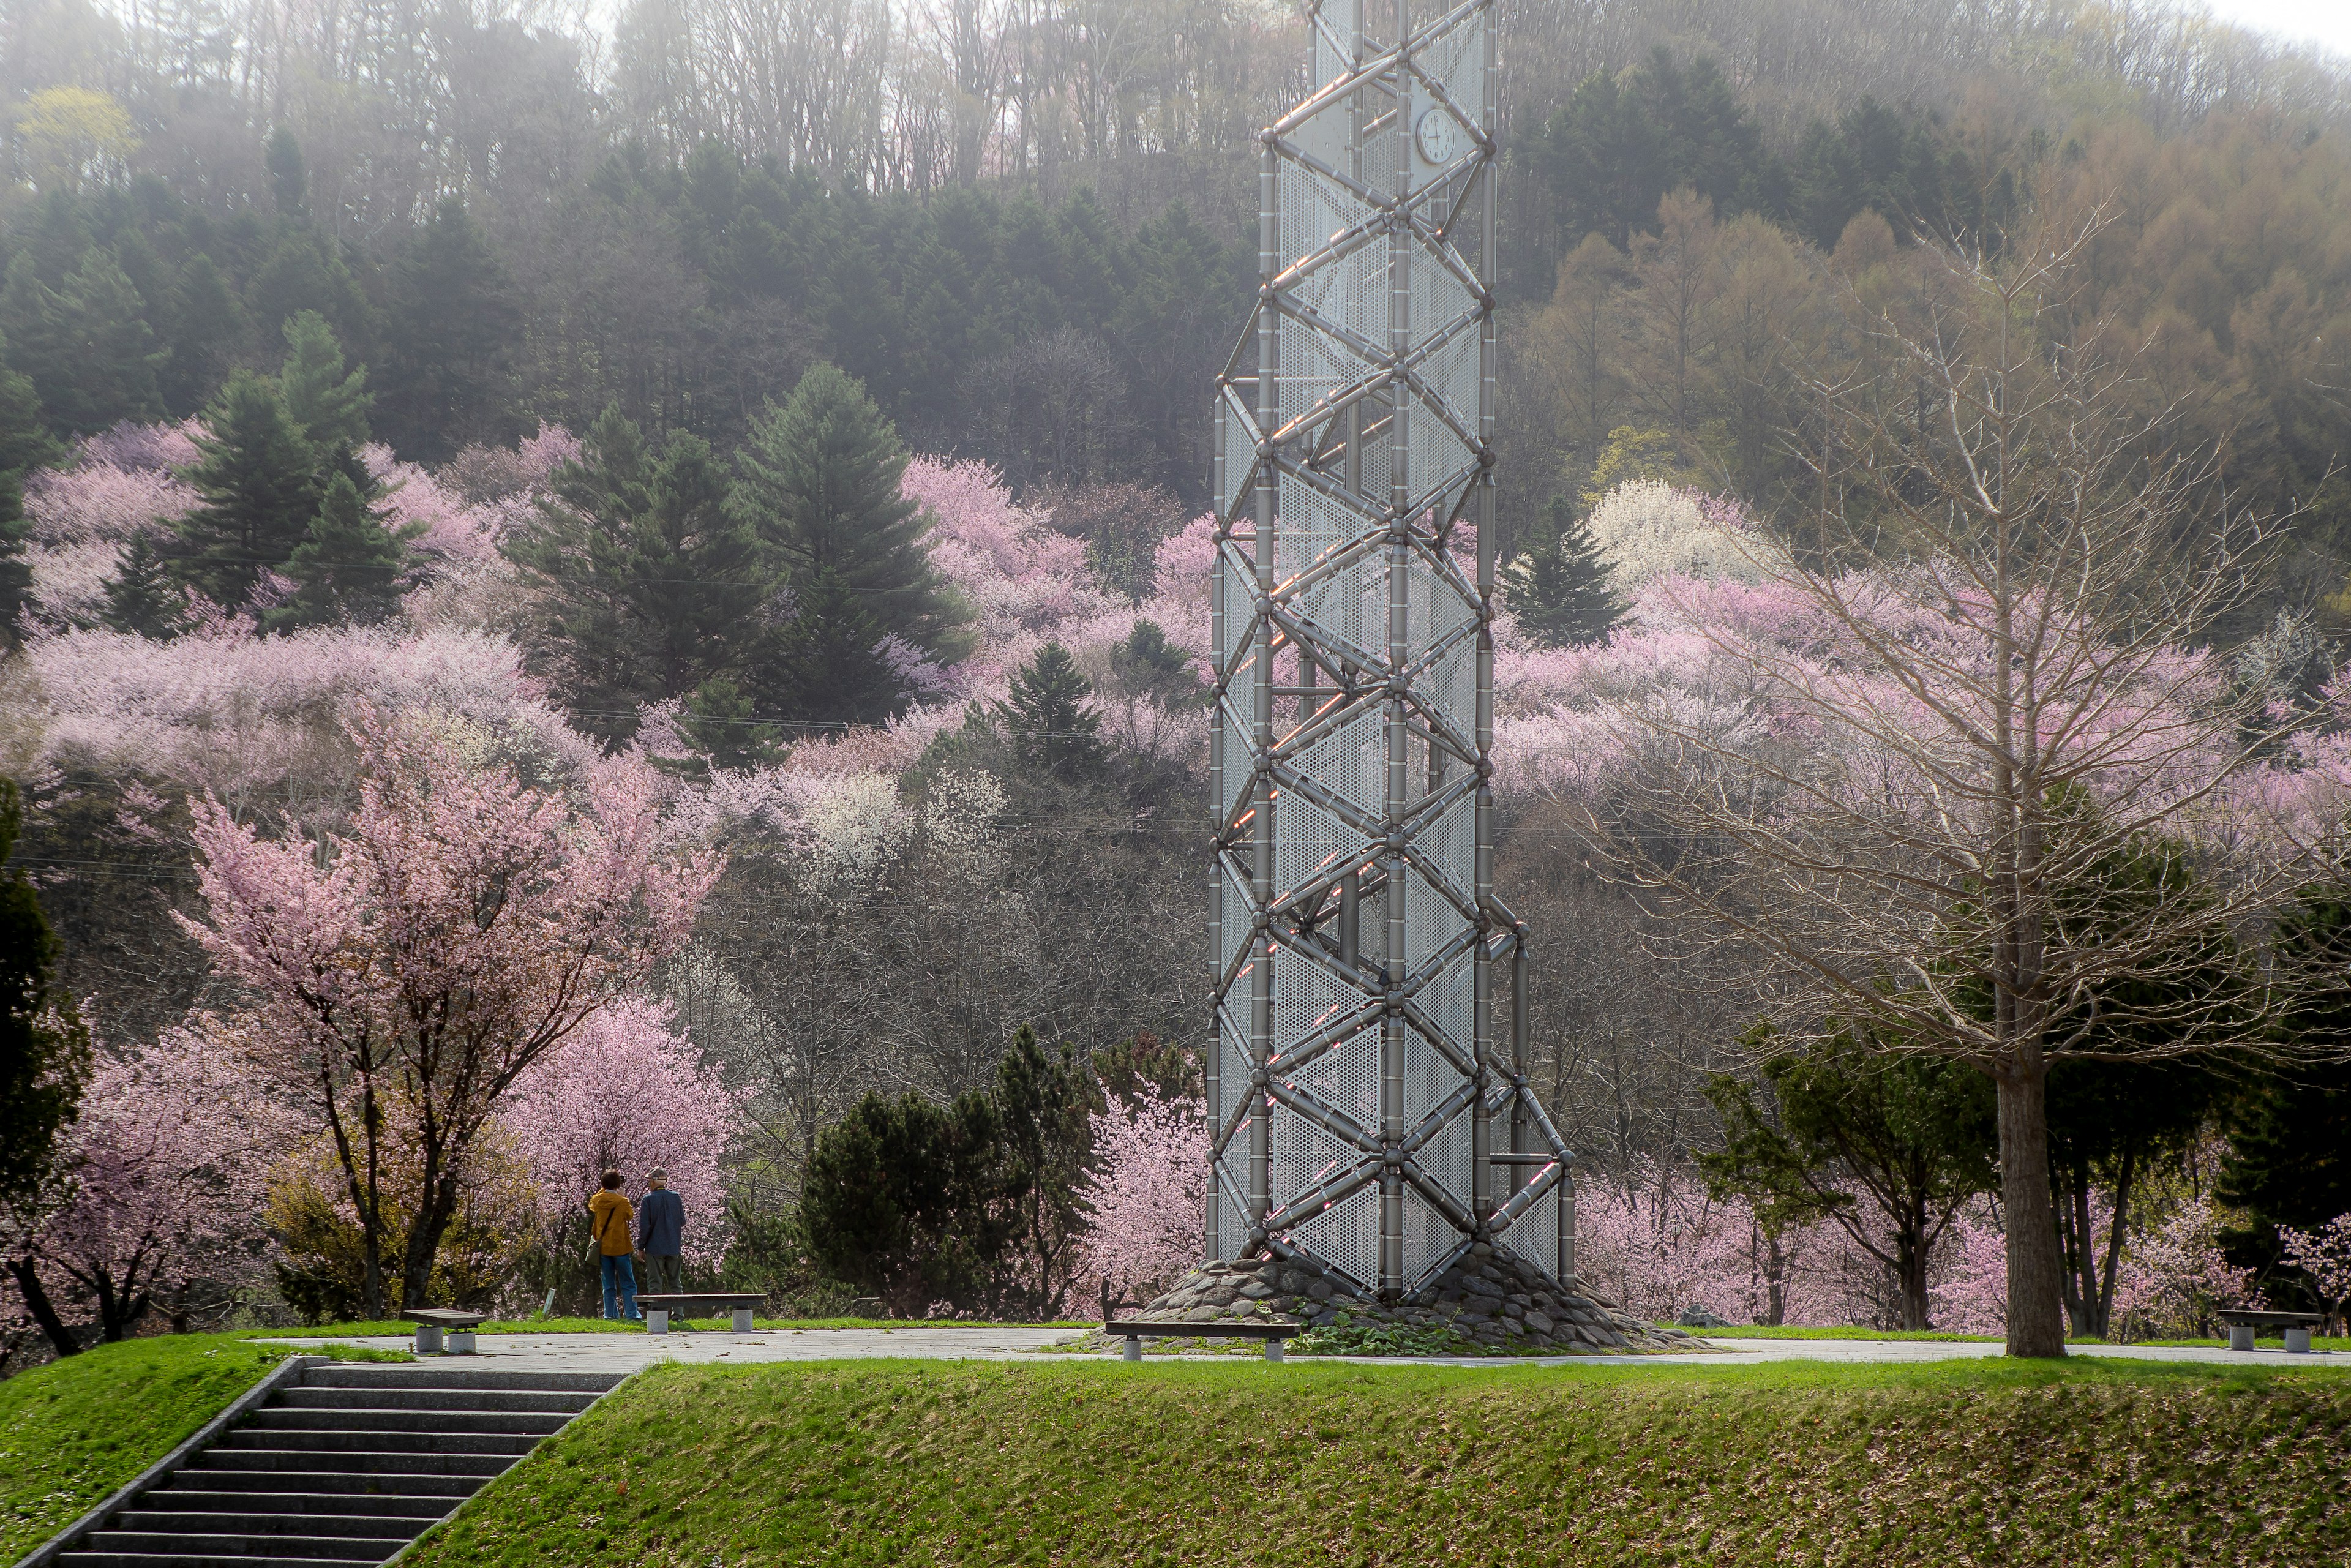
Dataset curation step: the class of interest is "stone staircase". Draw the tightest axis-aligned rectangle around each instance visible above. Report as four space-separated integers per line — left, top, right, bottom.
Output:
54 1363 623 1568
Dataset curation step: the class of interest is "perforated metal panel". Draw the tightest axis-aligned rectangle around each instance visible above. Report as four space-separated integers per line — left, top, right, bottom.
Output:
1206 0 1564 1302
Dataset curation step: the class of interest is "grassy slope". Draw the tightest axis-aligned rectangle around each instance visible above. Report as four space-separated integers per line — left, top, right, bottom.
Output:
0 1335 404 1560
406 1358 2351 1568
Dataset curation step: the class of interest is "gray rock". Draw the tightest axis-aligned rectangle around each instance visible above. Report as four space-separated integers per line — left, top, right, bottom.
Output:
1305 1280 1333 1302
1462 1276 1504 1299
1183 1306 1222 1322
1238 1280 1275 1300
1524 1311 1553 1335
1677 1307 1733 1329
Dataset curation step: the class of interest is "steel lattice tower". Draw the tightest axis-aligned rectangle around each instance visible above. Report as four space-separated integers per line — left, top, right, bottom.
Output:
1207 0 1572 1302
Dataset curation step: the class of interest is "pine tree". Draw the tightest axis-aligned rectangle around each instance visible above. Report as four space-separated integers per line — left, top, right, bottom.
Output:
0 778 92 1221
175 369 321 608
159 253 247 416
264 471 422 631
757 568 909 727
729 362 971 663
277 310 371 455
996 639 1105 779
0 334 59 643
1 248 163 436
506 405 771 741
677 675 784 773
1109 618 1202 707
97 534 184 638
267 127 309 221
1502 496 1626 648
381 196 517 460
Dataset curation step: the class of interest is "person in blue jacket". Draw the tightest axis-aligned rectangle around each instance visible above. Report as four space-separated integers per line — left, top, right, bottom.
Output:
637 1168 686 1295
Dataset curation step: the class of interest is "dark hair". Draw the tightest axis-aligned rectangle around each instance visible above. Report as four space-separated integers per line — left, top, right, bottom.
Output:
601 1169 622 1190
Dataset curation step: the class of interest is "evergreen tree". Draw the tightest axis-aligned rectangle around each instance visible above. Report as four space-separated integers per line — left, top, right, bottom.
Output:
0 336 59 643
996 639 1104 779
506 405 770 741
381 196 517 459
730 362 971 663
246 229 372 352
1502 496 1625 648
174 369 321 608
266 127 309 220
277 310 371 455
0 776 92 1227
799 1088 1008 1317
158 253 246 416
757 568 908 727
991 1025 1094 1319
97 534 185 638
677 675 784 772
1109 618 1203 707
1 249 163 436
2221 889 2351 1293
264 471 423 631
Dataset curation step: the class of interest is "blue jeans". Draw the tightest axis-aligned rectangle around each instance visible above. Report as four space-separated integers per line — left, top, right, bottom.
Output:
601 1254 639 1321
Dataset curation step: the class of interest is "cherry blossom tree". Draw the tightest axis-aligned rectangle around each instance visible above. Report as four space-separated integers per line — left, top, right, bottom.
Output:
2279 1214 2351 1334
503 996 743 1267
20 1024 291 1351
1073 1085 1203 1303
179 715 720 1316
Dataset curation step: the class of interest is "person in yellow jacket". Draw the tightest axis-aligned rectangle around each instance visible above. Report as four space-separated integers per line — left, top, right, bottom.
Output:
588 1170 640 1322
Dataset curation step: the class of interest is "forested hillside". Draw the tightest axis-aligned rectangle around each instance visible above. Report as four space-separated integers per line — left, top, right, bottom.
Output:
6 0 2351 1348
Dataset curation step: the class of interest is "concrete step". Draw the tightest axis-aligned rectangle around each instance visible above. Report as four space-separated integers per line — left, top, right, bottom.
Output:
144 1490 456 1518
111 1509 426 1542
161 1466 490 1498
83 1531 396 1562
277 1386 598 1416
61 1555 367 1568
250 1406 571 1436
188 1449 518 1479
299 1365 623 1394
223 1428 541 1457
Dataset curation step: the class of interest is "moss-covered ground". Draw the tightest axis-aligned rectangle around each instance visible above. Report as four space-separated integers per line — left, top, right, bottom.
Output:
403 1356 2351 1568
0 1334 405 1560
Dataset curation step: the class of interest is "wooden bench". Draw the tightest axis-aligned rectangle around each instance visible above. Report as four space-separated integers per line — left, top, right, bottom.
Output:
2216 1308 2326 1353
636 1292 765 1334
402 1308 487 1355
1104 1318 1304 1362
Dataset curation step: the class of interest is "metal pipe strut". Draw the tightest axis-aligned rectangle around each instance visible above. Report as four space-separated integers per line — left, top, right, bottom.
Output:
1210 0 1535 1301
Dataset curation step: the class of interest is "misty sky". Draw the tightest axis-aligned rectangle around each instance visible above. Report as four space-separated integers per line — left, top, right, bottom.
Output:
2201 0 2351 58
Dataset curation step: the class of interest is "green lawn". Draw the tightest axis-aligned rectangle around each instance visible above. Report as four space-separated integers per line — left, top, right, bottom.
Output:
1 1334 407 1561
1678 1323 2000 1342
250 1316 1092 1338
403 1356 2351 1568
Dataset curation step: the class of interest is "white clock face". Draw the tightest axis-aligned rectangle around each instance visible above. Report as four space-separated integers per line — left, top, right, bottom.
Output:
1414 108 1458 165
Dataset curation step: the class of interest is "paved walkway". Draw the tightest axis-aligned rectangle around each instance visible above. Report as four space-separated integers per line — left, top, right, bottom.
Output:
264 1327 2347 1374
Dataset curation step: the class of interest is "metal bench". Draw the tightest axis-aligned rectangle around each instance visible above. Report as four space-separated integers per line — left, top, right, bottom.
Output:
636 1292 765 1334
402 1308 487 1354
2216 1308 2326 1353
1104 1318 1303 1362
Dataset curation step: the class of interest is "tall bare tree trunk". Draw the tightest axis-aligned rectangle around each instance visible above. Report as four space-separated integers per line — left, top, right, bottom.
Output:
1994 1057 2066 1356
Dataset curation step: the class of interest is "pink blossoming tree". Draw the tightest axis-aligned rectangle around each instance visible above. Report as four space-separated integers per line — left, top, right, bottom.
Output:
1074 1086 1204 1304
23 1024 293 1348
503 996 743 1267
179 716 721 1316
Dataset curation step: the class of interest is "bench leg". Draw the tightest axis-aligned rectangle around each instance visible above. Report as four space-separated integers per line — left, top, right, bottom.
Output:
733 1307 755 1333
446 1331 476 1355
646 1310 668 1335
1264 1339 1284 1363
2285 1328 2311 1354
2228 1324 2255 1352
1123 1335 1142 1362
414 1324 444 1355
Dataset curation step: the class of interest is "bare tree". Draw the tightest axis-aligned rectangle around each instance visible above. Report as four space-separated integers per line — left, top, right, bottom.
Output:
1581 212 2315 1357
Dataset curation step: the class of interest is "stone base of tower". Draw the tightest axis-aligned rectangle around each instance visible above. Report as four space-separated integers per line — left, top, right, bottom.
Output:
1070 1240 1705 1356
